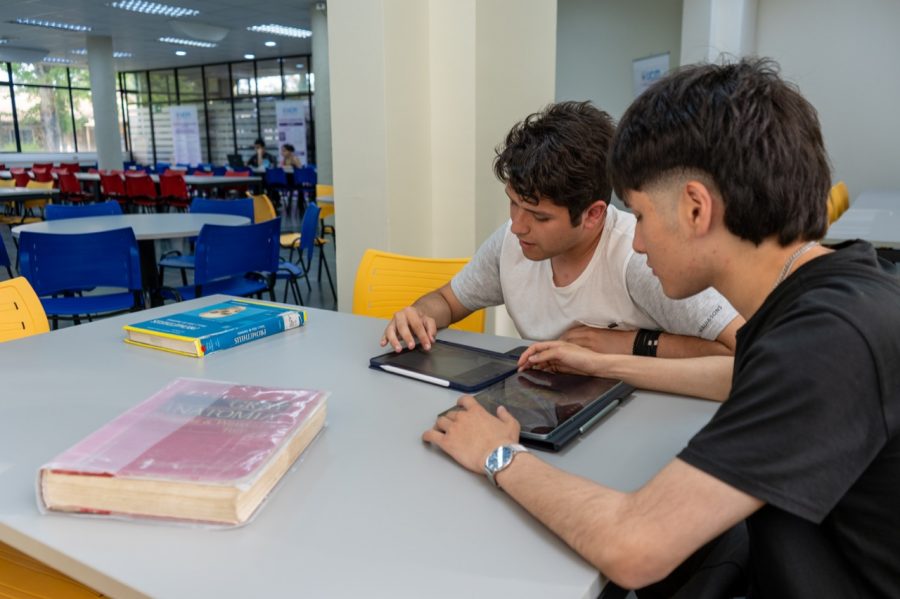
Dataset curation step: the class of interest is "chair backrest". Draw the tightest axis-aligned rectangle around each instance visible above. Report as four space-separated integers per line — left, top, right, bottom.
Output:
190 197 255 222
316 184 334 199
25 180 54 204
12 171 30 187
212 166 227 176
0 178 14 188
45 201 122 220
124 172 157 198
57 171 82 194
264 167 288 186
0 230 11 270
352 249 486 333
32 169 54 183
225 170 250 177
100 172 125 195
194 218 280 287
32 162 53 171
18 228 142 297
0 277 50 343
827 181 850 225
191 170 213 177
159 172 189 199
293 167 317 187
318 202 335 221
59 162 81 173
294 203 322 263
247 193 278 223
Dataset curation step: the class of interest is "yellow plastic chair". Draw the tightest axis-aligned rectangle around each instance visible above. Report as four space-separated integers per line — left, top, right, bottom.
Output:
318 201 335 240
247 192 278 223
352 249 485 333
0 177 15 217
315 183 334 200
0 540 105 598
827 181 849 225
24 179 54 219
0 277 50 343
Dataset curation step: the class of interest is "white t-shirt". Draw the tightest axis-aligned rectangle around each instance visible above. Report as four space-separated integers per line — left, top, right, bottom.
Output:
451 205 737 341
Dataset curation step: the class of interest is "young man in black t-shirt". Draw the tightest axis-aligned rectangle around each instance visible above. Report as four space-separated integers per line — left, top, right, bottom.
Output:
422 58 900 597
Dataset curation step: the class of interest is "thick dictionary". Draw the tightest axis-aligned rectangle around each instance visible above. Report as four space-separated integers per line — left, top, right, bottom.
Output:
123 298 306 357
38 378 327 526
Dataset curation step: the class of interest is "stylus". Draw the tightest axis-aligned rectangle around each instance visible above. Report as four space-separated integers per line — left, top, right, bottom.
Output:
578 399 621 435
380 365 451 387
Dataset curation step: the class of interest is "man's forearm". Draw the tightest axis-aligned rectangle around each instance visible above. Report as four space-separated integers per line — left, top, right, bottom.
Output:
597 354 733 401
657 333 732 358
412 291 455 330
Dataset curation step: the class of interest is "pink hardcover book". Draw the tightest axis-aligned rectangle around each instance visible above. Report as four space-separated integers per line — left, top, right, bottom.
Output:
38 378 328 526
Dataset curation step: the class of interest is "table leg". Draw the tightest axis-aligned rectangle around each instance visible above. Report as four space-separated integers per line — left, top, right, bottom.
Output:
138 239 164 307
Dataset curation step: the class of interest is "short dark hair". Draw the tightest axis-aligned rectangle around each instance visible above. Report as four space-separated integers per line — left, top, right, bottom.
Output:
609 58 830 245
494 101 615 225
254 138 265 147
283 143 295 152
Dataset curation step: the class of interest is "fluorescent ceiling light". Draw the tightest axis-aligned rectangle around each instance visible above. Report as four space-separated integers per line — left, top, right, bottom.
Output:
43 57 73 64
244 54 255 60
265 41 277 47
159 37 216 48
110 1 199 17
11 18 92 32
247 24 311 39
72 49 134 58
175 50 187 56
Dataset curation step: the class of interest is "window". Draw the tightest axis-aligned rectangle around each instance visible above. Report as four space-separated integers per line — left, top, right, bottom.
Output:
0 87 16 151
71 89 96 152
13 86 74 152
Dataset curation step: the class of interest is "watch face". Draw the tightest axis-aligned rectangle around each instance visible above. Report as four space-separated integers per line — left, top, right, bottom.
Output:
487 446 514 472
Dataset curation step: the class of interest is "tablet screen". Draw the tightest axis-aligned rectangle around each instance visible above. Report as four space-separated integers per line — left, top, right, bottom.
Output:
372 341 517 389
472 370 623 438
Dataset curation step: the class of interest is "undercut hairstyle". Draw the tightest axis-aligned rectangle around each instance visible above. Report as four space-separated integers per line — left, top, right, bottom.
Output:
494 101 615 226
254 138 266 147
609 58 831 245
283 144 295 152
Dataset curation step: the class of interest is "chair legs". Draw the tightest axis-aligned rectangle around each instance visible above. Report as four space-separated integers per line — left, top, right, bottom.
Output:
317 247 336 303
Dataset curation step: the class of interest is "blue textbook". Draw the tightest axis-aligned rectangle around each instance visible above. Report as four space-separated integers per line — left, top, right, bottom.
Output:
123 299 306 357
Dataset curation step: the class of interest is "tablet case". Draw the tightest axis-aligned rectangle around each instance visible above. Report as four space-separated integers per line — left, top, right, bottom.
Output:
369 339 519 393
515 380 635 451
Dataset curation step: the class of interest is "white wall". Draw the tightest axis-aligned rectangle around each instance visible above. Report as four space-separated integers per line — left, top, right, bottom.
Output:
555 0 683 119
756 0 900 196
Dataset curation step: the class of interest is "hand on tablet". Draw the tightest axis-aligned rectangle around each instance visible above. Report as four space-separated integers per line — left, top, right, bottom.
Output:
381 307 438 352
518 341 606 376
423 395 520 474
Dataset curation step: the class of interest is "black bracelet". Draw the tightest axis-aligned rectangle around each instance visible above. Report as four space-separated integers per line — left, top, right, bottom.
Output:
632 328 662 357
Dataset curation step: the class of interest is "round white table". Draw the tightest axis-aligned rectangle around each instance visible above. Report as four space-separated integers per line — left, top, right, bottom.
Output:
12 213 250 306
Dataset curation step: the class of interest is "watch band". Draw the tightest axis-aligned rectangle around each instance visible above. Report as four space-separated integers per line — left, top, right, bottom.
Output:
484 443 529 488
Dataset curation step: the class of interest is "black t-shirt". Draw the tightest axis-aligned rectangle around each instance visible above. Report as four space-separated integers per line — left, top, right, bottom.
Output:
679 241 900 598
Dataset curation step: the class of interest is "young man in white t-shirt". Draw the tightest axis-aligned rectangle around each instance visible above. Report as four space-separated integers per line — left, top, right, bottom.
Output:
381 101 741 361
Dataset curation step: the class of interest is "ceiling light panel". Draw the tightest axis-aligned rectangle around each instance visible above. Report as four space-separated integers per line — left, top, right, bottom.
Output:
247 24 312 39
159 37 216 48
43 57 73 64
12 18 92 32
72 49 134 58
110 1 200 17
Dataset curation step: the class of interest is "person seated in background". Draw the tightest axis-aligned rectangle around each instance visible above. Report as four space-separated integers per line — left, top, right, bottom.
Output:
280 144 303 169
247 138 276 169
381 101 742 366
424 59 900 598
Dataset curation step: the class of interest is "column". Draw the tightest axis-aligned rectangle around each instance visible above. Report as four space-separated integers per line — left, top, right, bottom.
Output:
328 0 557 321
86 36 124 171
311 2 333 183
681 0 758 65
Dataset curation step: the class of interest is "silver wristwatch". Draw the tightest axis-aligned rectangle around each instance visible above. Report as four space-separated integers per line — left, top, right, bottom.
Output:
484 443 529 487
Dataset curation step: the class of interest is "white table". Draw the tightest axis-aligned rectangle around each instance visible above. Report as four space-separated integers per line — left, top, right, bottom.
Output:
824 190 900 248
0 296 717 599
12 214 250 305
0 187 60 202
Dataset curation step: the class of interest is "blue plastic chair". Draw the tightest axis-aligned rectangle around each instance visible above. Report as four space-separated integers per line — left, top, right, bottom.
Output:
158 198 254 285
293 166 317 196
212 166 227 176
154 162 171 174
1 236 12 278
18 228 144 327
45 201 122 220
277 203 335 304
165 218 280 301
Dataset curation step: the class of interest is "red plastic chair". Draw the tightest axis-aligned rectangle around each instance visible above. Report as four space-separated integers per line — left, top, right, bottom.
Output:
223 170 250 197
32 169 54 184
58 171 90 204
160 172 191 212
59 162 81 174
32 162 53 171
191 171 213 176
11 169 30 187
124 172 160 213
100 172 128 211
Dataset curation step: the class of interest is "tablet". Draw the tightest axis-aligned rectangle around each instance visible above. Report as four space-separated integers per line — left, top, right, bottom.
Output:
467 370 635 451
369 339 519 392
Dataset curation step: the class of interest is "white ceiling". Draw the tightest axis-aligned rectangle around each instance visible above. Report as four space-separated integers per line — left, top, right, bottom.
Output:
0 0 315 72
